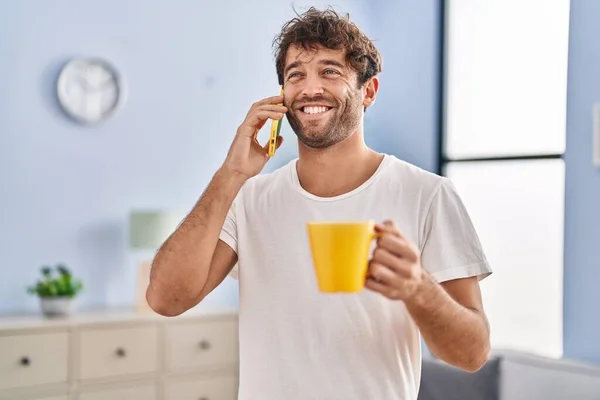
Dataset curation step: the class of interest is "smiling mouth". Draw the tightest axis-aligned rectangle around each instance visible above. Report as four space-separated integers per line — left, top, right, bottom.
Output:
301 106 333 115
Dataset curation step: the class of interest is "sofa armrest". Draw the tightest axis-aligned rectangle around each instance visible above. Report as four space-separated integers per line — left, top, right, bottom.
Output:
418 350 600 400
496 350 600 400
418 357 501 400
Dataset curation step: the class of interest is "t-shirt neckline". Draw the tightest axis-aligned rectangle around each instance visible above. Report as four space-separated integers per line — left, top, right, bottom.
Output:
288 154 391 202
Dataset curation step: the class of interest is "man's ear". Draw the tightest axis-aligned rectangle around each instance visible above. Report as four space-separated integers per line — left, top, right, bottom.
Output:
363 76 379 109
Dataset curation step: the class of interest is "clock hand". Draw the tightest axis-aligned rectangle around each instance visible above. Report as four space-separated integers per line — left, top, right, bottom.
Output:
74 74 89 91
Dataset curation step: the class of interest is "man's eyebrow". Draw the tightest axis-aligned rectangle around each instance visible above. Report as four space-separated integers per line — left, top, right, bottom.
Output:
284 59 346 76
318 59 345 69
284 61 301 76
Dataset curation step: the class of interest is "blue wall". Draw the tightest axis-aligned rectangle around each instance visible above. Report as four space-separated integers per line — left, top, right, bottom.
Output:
365 0 440 173
563 0 600 364
0 1 439 313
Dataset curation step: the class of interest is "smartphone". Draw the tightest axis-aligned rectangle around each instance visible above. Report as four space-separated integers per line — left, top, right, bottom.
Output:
268 87 284 158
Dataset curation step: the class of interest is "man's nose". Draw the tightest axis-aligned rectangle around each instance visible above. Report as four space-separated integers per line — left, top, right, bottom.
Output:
300 74 324 98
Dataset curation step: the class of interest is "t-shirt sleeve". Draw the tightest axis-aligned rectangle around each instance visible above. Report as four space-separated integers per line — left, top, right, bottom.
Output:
219 195 240 280
419 178 492 283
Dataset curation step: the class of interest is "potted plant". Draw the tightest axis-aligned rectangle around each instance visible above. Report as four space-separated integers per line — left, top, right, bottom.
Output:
27 263 83 317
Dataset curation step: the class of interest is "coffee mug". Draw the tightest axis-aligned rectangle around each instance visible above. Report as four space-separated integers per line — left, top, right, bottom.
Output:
306 220 377 293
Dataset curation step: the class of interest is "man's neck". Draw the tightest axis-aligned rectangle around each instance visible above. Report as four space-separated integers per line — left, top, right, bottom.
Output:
296 132 384 198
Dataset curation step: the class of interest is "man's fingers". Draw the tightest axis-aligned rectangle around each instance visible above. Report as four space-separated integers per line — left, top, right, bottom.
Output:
241 111 286 136
376 235 417 261
371 247 400 271
366 262 404 299
365 276 401 300
375 220 400 236
371 246 416 279
249 95 285 111
256 104 288 113
367 261 396 285
365 275 389 293
376 220 414 247
255 110 285 122
246 105 287 126
238 96 287 139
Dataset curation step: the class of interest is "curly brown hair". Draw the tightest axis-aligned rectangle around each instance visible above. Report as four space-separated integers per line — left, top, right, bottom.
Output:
272 7 382 87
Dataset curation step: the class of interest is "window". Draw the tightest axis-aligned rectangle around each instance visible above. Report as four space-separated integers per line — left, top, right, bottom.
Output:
441 0 570 359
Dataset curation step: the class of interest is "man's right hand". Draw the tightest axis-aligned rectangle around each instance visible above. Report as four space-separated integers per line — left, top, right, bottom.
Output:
222 95 288 179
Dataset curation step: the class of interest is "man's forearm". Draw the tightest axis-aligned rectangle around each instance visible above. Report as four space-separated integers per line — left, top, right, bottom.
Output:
147 166 246 315
405 273 490 372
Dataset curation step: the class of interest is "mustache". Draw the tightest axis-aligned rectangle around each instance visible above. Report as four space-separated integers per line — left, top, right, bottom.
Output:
290 95 336 109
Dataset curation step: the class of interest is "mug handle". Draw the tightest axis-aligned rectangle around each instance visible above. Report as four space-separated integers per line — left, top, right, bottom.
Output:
370 230 383 240
366 228 383 281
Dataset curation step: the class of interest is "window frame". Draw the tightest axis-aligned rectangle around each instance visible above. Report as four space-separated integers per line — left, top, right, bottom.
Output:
437 0 566 176
436 0 568 359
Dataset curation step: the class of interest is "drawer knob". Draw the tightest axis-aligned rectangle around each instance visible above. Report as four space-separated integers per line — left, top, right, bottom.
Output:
20 356 30 366
198 340 211 350
115 348 127 357
199 397 209 400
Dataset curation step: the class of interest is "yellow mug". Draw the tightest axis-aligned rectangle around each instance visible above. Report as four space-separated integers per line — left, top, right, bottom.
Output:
306 220 377 293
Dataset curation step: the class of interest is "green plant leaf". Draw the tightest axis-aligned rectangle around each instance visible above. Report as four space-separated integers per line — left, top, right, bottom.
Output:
28 263 83 298
57 264 70 277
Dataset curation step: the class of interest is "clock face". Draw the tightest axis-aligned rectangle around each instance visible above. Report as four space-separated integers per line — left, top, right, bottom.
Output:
57 58 123 124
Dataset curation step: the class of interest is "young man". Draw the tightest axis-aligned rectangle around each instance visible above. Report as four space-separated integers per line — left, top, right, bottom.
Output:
147 7 492 400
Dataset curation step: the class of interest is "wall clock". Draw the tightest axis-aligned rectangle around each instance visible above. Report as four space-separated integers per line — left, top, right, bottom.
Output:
57 57 125 124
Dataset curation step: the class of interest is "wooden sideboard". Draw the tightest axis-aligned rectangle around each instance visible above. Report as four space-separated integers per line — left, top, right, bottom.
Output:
0 306 239 400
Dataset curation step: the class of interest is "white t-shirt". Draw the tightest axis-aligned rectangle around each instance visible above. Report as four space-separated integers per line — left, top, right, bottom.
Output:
219 154 492 400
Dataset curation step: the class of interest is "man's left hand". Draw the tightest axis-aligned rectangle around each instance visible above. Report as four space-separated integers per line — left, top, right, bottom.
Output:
366 220 425 301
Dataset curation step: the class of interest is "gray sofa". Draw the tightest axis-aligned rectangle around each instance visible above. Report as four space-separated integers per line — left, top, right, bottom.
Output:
418 350 600 400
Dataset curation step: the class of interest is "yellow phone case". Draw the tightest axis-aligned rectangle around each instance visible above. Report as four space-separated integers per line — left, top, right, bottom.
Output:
268 87 284 158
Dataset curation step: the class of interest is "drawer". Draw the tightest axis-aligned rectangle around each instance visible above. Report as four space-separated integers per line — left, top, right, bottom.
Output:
30 396 69 400
77 382 157 400
165 375 238 400
166 318 237 372
78 325 158 381
0 331 68 390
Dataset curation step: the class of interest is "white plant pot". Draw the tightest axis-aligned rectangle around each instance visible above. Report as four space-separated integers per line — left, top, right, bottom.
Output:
39 297 76 317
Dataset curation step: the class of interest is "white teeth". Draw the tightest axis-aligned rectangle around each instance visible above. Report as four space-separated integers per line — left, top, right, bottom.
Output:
303 106 329 114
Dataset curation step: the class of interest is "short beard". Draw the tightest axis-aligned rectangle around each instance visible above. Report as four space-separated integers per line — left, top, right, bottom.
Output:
286 92 363 149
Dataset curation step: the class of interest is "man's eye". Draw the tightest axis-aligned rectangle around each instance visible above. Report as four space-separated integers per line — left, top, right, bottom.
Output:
324 69 340 75
287 72 300 79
